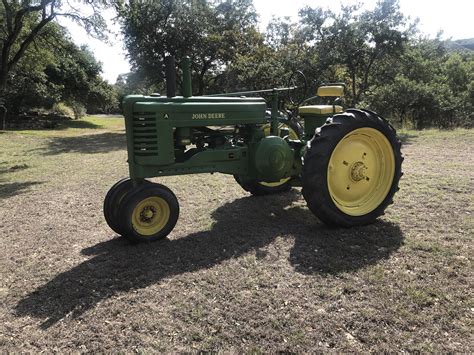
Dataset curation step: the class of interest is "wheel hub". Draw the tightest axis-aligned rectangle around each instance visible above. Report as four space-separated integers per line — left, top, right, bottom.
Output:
131 195 172 237
350 161 367 182
140 206 156 223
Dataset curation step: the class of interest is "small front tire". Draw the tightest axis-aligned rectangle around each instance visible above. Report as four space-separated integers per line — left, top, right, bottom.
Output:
118 183 179 242
104 178 134 235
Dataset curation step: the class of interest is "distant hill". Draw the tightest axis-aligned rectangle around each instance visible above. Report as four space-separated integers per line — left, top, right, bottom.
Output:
444 38 474 52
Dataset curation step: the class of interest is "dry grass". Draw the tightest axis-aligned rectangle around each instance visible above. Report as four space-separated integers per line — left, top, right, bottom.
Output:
0 117 472 352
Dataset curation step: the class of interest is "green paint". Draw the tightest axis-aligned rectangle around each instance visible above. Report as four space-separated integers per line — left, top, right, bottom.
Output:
302 113 330 138
121 60 311 186
182 57 192 98
122 92 305 185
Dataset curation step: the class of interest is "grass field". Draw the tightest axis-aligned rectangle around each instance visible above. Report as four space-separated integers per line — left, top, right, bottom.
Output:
0 116 472 352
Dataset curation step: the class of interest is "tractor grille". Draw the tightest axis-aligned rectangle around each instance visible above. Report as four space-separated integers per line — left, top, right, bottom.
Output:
132 113 158 156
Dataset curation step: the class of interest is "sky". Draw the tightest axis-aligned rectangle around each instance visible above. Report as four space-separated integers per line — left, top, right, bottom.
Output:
60 0 474 84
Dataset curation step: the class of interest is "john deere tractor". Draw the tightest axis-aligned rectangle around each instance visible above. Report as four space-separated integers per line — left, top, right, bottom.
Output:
104 56 403 243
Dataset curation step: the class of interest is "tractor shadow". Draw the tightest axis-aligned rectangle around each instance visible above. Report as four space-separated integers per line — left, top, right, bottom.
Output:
398 132 418 146
15 191 403 328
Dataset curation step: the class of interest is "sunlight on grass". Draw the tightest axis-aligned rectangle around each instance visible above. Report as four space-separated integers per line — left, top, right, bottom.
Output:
1 125 472 352
10 115 125 137
398 128 472 139
81 115 125 130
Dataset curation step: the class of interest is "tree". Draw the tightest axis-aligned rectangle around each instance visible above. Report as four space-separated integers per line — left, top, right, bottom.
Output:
298 0 415 105
3 20 117 118
45 40 117 117
114 72 156 97
0 0 110 99
87 77 119 114
117 0 259 95
220 17 311 94
364 37 474 128
220 32 285 92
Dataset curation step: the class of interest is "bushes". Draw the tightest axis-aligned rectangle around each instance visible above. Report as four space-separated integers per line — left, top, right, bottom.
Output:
52 103 74 119
69 102 87 120
363 43 474 129
1 23 120 122
52 102 87 120
365 77 470 129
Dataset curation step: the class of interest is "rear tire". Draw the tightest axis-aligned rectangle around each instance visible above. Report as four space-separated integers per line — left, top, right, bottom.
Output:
302 109 403 227
234 175 293 195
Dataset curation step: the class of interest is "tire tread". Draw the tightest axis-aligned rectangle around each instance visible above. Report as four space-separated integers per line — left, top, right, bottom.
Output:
302 109 403 227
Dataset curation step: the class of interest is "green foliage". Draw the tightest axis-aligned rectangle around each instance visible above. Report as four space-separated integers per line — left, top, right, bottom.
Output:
364 38 474 128
0 0 111 94
0 0 118 122
298 0 415 105
117 0 258 95
69 102 86 120
52 102 75 118
215 29 288 92
44 43 101 117
1 20 119 118
87 78 120 114
114 0 472 128
1 0 473 129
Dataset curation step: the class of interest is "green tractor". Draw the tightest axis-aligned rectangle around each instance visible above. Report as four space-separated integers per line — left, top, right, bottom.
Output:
104 56 403 243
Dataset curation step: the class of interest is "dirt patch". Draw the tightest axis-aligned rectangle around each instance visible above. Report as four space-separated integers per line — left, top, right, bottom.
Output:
0 123 472 352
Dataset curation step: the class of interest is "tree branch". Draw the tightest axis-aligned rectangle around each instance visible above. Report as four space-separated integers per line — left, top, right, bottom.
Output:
1 0 13 32
8 14 55 69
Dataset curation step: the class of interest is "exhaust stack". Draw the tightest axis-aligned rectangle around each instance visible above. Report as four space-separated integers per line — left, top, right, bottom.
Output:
164 56 176 98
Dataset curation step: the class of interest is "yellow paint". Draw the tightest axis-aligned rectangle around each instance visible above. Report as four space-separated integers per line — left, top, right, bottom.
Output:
131 196 170 236
317 85 344 97
299 105 343 115
327 128 395 216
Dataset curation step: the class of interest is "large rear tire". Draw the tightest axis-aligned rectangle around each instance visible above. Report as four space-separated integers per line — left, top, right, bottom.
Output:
302 109 403 227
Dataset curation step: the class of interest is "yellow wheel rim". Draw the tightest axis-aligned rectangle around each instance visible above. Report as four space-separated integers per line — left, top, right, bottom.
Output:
259 123 299 187
327 128 395 216
131 196 170 236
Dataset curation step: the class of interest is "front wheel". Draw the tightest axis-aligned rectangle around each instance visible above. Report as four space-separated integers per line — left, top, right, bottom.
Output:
104 178 151 235
104 178 134 235
118 183 180 242
302 109 403 227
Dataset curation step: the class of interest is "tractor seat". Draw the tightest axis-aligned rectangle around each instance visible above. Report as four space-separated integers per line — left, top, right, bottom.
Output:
299 105 343 115
298 84 345 116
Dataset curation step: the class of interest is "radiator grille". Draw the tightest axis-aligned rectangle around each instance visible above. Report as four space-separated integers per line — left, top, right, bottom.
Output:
132 113 157 156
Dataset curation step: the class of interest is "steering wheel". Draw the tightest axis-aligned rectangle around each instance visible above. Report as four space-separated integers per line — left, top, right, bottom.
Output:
287 70 308 106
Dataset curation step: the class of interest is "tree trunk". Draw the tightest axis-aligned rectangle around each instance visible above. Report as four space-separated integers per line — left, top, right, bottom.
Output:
0 72 7 98
351 71 357 107
0 49 10 130
0 76 7 130
197 76 205 96
1 41 11 97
